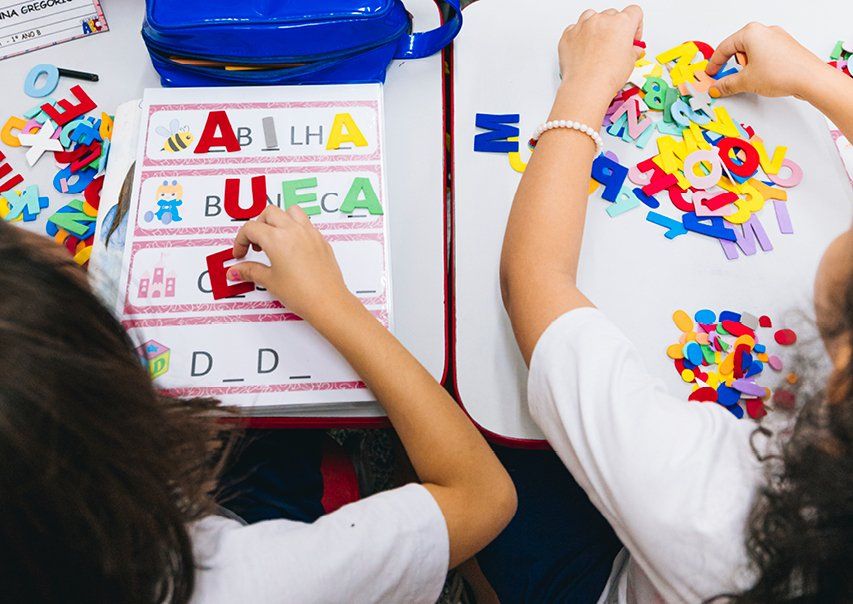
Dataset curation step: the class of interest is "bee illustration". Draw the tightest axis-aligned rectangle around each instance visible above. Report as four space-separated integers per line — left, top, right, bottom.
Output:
156 119 194 153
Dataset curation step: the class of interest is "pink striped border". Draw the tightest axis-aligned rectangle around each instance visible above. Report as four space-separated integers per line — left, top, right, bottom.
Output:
158 380 367 397
122 309 389 329
134 164 384 238
123 235 387 316
142 100 381 168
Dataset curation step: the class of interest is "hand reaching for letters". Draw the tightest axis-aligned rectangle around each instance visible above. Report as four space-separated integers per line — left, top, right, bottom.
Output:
229 205 354 325
557 6 645 103
706 23 826 99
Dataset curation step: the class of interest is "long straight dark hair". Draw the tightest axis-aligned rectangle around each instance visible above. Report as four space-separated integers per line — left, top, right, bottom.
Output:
0 222 234 603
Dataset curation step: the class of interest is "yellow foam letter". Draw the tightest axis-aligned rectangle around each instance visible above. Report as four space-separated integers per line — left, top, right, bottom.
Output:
326 113 368 150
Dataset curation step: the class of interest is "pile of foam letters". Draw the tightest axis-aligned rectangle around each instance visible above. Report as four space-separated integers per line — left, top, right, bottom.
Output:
667 308 798 419
474 40 806 260
0 64 112 268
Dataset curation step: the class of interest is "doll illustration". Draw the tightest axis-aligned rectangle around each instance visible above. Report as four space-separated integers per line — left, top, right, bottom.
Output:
144 179 183 224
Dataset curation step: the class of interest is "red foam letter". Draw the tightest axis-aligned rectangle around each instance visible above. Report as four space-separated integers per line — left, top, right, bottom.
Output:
55 141 102 172
637 157 678 196
224 175 267 220
206 248 255 300
41 85 97 126
0 152 23 193
717 137 759 178
84 175 105 210
194 110 240 154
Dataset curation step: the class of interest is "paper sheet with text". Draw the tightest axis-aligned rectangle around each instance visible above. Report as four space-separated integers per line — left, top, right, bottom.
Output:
0 0 107 61
116 85 392 409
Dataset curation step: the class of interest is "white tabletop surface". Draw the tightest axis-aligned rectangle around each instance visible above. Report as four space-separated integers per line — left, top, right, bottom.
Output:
452 0 853 443
1 0 449 416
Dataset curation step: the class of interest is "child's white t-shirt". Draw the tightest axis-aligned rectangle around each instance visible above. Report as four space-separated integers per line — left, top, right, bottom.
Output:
189 483 449 603
527 307 767 603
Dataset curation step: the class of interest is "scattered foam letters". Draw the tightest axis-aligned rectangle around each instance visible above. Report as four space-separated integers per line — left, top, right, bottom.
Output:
473 39 807 260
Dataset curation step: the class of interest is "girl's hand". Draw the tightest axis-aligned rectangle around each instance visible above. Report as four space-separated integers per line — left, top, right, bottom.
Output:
558 6 645 101
706 23 827 100
229 205 354 326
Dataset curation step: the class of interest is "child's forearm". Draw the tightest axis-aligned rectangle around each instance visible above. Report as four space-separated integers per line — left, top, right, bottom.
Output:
500 83 610 363
312 294 516 566
230 206 515 566
805 66 853 143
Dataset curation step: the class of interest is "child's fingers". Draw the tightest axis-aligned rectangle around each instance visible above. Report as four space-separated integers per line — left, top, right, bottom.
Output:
233 221 275 259
286 205 311 225
257 205 291 228
577 8 596 23
710 70 747 98
227 261 272 287
622 4 643 39
706 29 746 76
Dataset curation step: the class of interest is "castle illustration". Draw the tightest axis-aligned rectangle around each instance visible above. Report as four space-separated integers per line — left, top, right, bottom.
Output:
137 256 176 299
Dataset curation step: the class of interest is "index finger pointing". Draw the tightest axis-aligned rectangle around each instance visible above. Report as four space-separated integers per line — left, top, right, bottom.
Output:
706 29 746 75
233 220 275 259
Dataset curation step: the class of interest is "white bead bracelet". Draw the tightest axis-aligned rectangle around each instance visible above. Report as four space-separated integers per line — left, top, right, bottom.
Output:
530 119 604 155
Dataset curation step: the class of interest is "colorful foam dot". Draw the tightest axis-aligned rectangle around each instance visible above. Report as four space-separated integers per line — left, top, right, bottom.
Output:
672 309 693 332
719 311 741 323
694 308 716 324
767 355 783 371
685 342 704 365
773 388 796 410
745 399 767 419
774 329 797 346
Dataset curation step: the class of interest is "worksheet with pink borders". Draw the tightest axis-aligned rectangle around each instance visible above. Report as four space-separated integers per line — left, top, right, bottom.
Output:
115 85 393 409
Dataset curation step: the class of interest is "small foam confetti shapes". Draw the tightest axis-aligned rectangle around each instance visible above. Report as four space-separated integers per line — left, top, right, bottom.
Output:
667 308 798 419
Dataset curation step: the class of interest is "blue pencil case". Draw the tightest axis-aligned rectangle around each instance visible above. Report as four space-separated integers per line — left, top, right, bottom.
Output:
142 0 462 86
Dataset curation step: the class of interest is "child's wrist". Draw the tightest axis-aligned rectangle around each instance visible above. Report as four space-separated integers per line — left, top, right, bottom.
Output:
550 82 610 132
802 64 849 108
307 291 368 338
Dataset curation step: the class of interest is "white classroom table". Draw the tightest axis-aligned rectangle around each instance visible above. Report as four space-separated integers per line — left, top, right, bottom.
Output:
452 0 853 445
2 0 449 424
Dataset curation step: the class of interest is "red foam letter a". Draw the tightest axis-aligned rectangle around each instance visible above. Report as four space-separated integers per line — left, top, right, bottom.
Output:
194 110 241 154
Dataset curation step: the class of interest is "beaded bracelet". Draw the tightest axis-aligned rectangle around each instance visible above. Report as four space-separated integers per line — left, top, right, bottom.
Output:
530 120 603 155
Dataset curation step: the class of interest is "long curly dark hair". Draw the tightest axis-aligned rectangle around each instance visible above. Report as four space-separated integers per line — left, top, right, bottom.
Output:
0 222 236 603
737 239 853 602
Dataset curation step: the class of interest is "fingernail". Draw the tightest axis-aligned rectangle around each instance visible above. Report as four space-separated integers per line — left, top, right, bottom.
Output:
227 269 239 281
709 86 721 98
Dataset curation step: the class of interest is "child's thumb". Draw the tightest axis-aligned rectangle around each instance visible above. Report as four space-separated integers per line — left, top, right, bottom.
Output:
710 72 746 98
228 261 271 287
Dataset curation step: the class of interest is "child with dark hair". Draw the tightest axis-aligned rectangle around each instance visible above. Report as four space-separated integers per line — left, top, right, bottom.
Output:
499 6 852 602
0 210 516 603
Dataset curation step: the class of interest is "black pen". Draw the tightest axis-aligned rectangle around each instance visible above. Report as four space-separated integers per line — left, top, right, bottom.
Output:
57 68 99 82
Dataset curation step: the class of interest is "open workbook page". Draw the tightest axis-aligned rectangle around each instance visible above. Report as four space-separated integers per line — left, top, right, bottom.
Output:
92 85 392 412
